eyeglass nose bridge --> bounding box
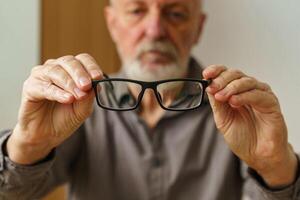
[136,82,164,107]
[137,82,187,111]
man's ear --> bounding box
[193,13,206,44]
[104,6,118,43]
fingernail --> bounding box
[90,70,102,79]
[79,77,90,87]
[74,88,86,98]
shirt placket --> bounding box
[148,128,166,200]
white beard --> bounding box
[123,59,188,82]
[119,40,189,87]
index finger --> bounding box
[202,65,227,79]
[75,53,103,80]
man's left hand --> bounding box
[203,65,298,188]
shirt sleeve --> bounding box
[0,127,85,200]
[0,130,58,199]
[241,154,300,200]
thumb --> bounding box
[207,92,231,131]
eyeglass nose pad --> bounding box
[103,74,114,90]
[156,91,163,103]
[108,81,114,90]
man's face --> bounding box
[106,0,205,81]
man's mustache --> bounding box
[136,41,179,61]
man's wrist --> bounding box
[256,145,298,188]
[6,129,52,165]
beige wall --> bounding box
[194,0,300,151]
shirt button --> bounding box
[152,157,162,168]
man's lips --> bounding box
[139,50,174,62]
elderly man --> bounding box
[0,0,299,199]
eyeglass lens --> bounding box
[96,80,142,110]
[157,81,203,110]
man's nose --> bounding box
[145,12,167,40]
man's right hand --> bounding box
[6,53,103,165]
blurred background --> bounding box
[0,0,299,199]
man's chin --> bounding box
[124,60,188,82]
[139,51,174,65]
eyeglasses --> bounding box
[92,75,211,111]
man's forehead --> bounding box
[112,0,200,6]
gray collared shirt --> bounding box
[1,58,300,200]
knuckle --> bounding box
[44,59,55,65]
[208,64,218,69]
[233,69,242,74]
[248,76,258,82]
[211,64,226,70]
[243,76,253,81]
[229,82,239,91]
[58,55,75,63]
[62,59,83,74]
[44,64,60,76]
[22,78,38,98]
[23,78,32,90]
[43,65,53,75]
[51,64,61,71]
[229,69,243,77]
[67,58,80,68]
[75,53,91,59]
[262,82,272,91]
[217,73,226,84]
[85,61,99,69]
[219,65,227,70]
[31,65,42,74]
[54,69,72,87]
[243,77,255,85]
[248,78,258,88]
[86,64,99,70]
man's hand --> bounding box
[7,53,103,165]
[203,65,298,188]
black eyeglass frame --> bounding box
[92,75,211,111]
